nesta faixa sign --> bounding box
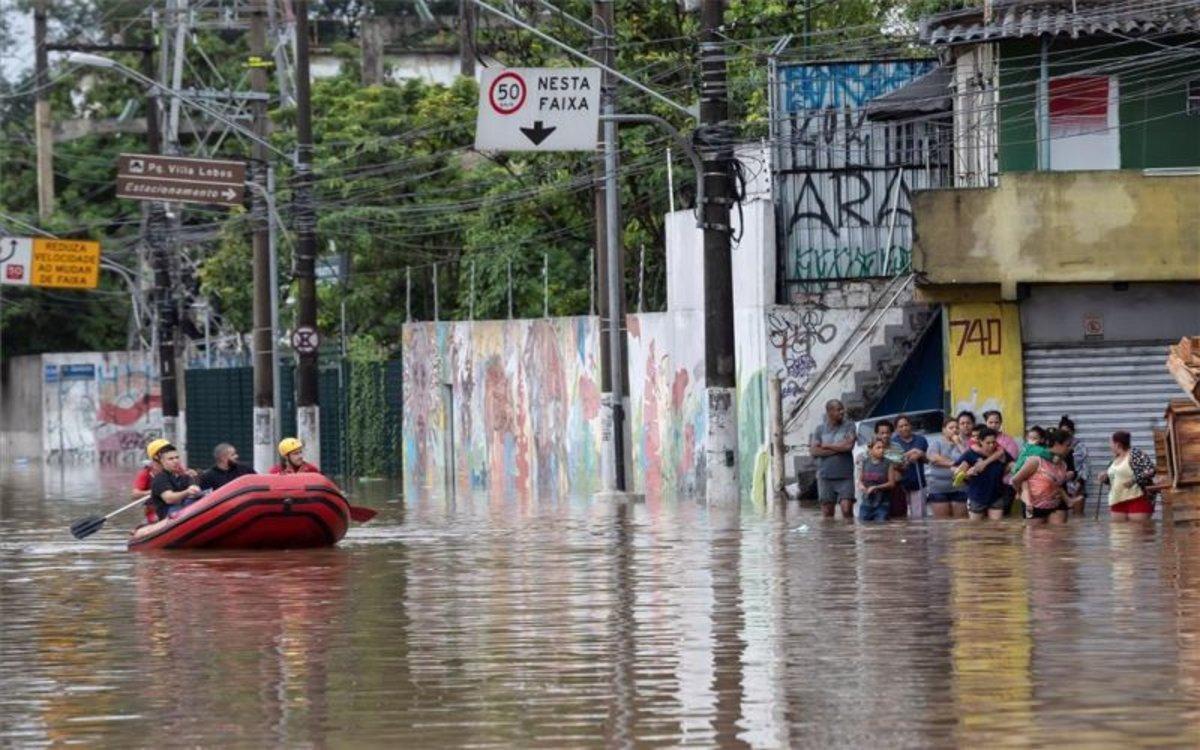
[475,67,600,152]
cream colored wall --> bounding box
[913,171,1200,299]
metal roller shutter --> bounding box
[1023,343,1179,469]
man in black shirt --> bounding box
[199,443,255,491]
[149,443,203,521]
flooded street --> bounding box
[3,467,1200,748]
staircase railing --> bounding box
[784,272,917,432]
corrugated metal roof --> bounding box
[864,66,953,120]
[921,1,1200,45]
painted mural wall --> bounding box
[626,312,707,504]
[945,302,1025,434]
[775,59,950,293]
[402,317,603,503]
[41,351,162,464]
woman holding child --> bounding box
[1011,429,1073,525]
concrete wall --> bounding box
[41,351,162,465]
[913,171,1200,299]
[654,200,775,504]
[767,283,910,448]
[1020,283,1200,345]
[627,312,706,503]
[1,355,44,460]
[402,318,603,503]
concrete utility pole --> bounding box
[142,46,180,450]
[699,0,739,504]
[249,1,275,472]
[460,0,477,79]
[293,0,321,465]
[33,0,55,222]
[592,0,629,492]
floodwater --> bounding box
[3,467,1200,748]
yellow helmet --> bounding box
[278,437,303,458]
[146,438,173,461]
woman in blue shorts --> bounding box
[925,417,969,519]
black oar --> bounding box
[70,495,151,540]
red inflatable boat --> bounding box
[129,474,352,551]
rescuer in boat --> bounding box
[198,443,256,491]
[147,441,204,520]
[270,437,321,475]
[133,439,201,522]
[131,439,197,500]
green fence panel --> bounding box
[319,362,344,476]
[183,358,399,478]
[184,367,253,468]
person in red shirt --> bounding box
[131,460,159,500]
[270,437,321,475]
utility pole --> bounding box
[249,1,275,472]
[33,0,54,222]
[459,0,477,79]
[293,1,321,465]
[591,0,629,493]
[700,0,739,504]
[143,42,179,450]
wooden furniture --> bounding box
[1162,400,1200,522]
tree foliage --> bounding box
[2,0,937,361]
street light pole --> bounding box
[64,52,294,162]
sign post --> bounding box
[474,67,600,152]
[116,153,247,207]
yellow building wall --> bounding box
[945,302,1024,434]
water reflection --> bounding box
[5,465,1200,746]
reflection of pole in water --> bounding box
[709,505,749,749]
[605,500,636,746]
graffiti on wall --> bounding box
[767,309,837,400]
[402,318,602,504]
[793,246,911,281]
[775,60,950,286]
[43,352,162,464]
[781,60,936,111]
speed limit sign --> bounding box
[488,71,527,114]
[474,67,600,152]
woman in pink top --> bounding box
[983,410,1021,514]
[1011,428,1072,525]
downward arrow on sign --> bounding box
[519,121,556,146]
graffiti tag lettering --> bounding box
[780,60,936,111]
[776,60,951,287]
[767,310,837,399]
